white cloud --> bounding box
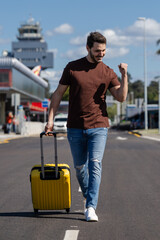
[96,18,160,48]
[101,29,132,46]
[70,29,132,48]
[126,18,160,43]
[61,46,87,60]
[41,69,62,80]
[46,23,73,37]
[46,18,160,65]
[54,23,73,34]
[70,34,88,45]
[105,47,130,59]
[41,70,62,91]
[61,45,129,60]
[127,18,160,36]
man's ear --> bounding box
[86,45,90,52]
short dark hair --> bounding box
[87,32,107,48]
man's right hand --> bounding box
[45,121,54,135]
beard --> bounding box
[89,50,98,63]
[89,50,103,63]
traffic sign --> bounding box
[42,100,49,108]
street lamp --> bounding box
[158,78,160,134]
[138,17,148,130]
[154,77,160,134]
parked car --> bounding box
[53,113,68,132]
[130,119,144,129]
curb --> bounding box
[128,131,142,137]
[128,131,160,142]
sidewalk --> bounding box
[0,121,45,143]
[0,131,25,143]
[129,129,160,142]
[0,130,67,143]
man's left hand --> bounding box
[118,63,128,76]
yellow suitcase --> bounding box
[30,132,71,215]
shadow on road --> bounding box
[0,211,85,221]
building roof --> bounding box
[0,57,48,88]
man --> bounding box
[45,32,128,222]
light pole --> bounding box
[154,77,160,134]
[138,17,148,130]
[159,78,160,134]
[158,78,160,134]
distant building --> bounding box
[126,103,158,129]
[0,18,53,127]
[12,17,53,70]
[0,57,48,125]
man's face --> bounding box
[87,42,106,63]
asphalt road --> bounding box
[0,130,160,240]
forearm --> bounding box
[46,84,68,127]
[118,73,128,102]
[48,91,62,124]
[109,73,128,102]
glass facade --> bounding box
[12,68,45,100]
[0,72,9,83]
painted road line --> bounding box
[78,186,82,192]
[0,139,9,144]
[63,230,79,240]
[116,136,128,140]
[57,137,65,140]
[142,136,160,142]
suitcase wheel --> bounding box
[66,208,70,213]
[34,209,38,216]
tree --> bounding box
[148,80,158,103]
[130,80,144,98]
[62,87,69,101]
[107,104,117,121]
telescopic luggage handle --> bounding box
[40,131,58,179]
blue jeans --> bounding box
[67,128,108,210]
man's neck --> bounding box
[86,55,93,63]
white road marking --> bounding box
[74,210,83,213]
[142,136,160,142]
[116,136,128,140]
[63,230,79,240]
[78,186,82,192]
[57,137,65,140]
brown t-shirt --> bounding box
[59,57,120,129]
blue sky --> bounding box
[0,0,160,91]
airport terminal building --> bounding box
[0,18,53,127]
[0,57,48,125]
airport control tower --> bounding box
[12,17,53,70]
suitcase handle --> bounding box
[40,131,58,179]
[40,131,57,138]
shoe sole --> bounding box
[86,217,98,222]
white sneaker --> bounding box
[85,207,98,222]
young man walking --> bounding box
[45,32,128,222]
